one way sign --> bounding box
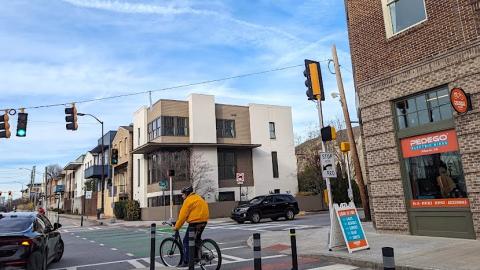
[320,152,337,178]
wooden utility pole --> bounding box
[331,45,371,221]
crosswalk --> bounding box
[207,221,318,232]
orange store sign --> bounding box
[411,198,470,208]
[401,129,459,158]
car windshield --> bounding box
[249,196,265,205]
[0,217,32,233]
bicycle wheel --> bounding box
[159,237,183,267]
[199,239,222,270]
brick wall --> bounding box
[346,0,480,236]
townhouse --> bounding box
[132,93,298,210]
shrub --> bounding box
[125,200,141,221]
[114,201,127,219]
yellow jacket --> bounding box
[175,193,209,230]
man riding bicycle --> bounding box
[174,186,209,267]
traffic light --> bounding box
[340,142,350,153]
[65,104,78,130]
[321,126,336,142]
[111,148,118,165]
[304,59,325,101]
[0,112,11,138]
[16,112,28,137]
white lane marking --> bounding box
[127,259,145,268]
[219,246,247,251]
[222,254,287,265]
[100,243,105,246]
[81,238,87,240]
[142,258,162,267]
[75,236,79,238]
[221,254,248,262]
[126,253,134,257]
[89,240,95,243]
[88,227,94,230]
[111,248,118,251]
[307,264,358,270]
[50,254,287,270]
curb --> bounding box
[246,236,433,270]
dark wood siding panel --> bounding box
[215,104,251,144]
[219,149,254,188]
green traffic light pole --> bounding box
[77,113,105,219]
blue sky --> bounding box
[0,0,357,197]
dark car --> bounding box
[231,194,300,224]
[0,212,64,270]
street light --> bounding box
[77,113,105,219]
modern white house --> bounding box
[132,93,298,209]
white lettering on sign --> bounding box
[320,152,337,178]
[410,134,448,146]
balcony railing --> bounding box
[84,165,111,179]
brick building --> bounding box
[346,0,480,239]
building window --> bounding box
[124,137,128,155]
[395,86,452,130]
[269,122,276,139]
[137,128,141,145]
[218,150,236,180]
[137,159,140,187]
[216,119,236,138]
[383,0,427,36]
[271,151,279,178]
[218,191,235,201]
[148,150,189,184]
[147,195,184,207]
[147,116,188,141]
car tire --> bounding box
[285,209,295,221]
[53,239,64,263]
[250,212,261,224]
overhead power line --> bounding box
[0,63,324,112]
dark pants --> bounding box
[183,222,207,264]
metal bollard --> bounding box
[150,223,156,270]
[80,215,84,227]
[253,233,262,270]
[189,226,196,270]
[382,247,395,270]
[290,229,298,270]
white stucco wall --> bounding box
[249,104,298,197]
[133,106,148,208]
[188,94,216,143]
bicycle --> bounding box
[159,221,222,270]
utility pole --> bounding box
[29,166,35,203]
[331,45,371,221]
[44,166,48,210]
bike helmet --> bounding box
[181,186,194,196]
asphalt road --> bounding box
[48,212,369,270]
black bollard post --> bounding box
[382,247,395,270]
[150,223,156,270]
[290,229,298,270]
[80,215,84,227]
[253,233,262,270]
[189,226,196,270]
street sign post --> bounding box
[85,191,92,199]
[236,173,245,201]
[159,180,168,191]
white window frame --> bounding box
[381,0,428,38]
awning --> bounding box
[132,142,262,154]
[90,144,109,154]
[64,162,83,170]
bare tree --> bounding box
[189,152,216,198]
[153,150,216,198]
[46,164,62,179]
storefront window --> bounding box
[405,152,467,199]
[396,86,452,130]
[401,129,468,204]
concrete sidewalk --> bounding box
[248,223,480,270]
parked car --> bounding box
[0,212,64,270]
[231,194,300,224]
